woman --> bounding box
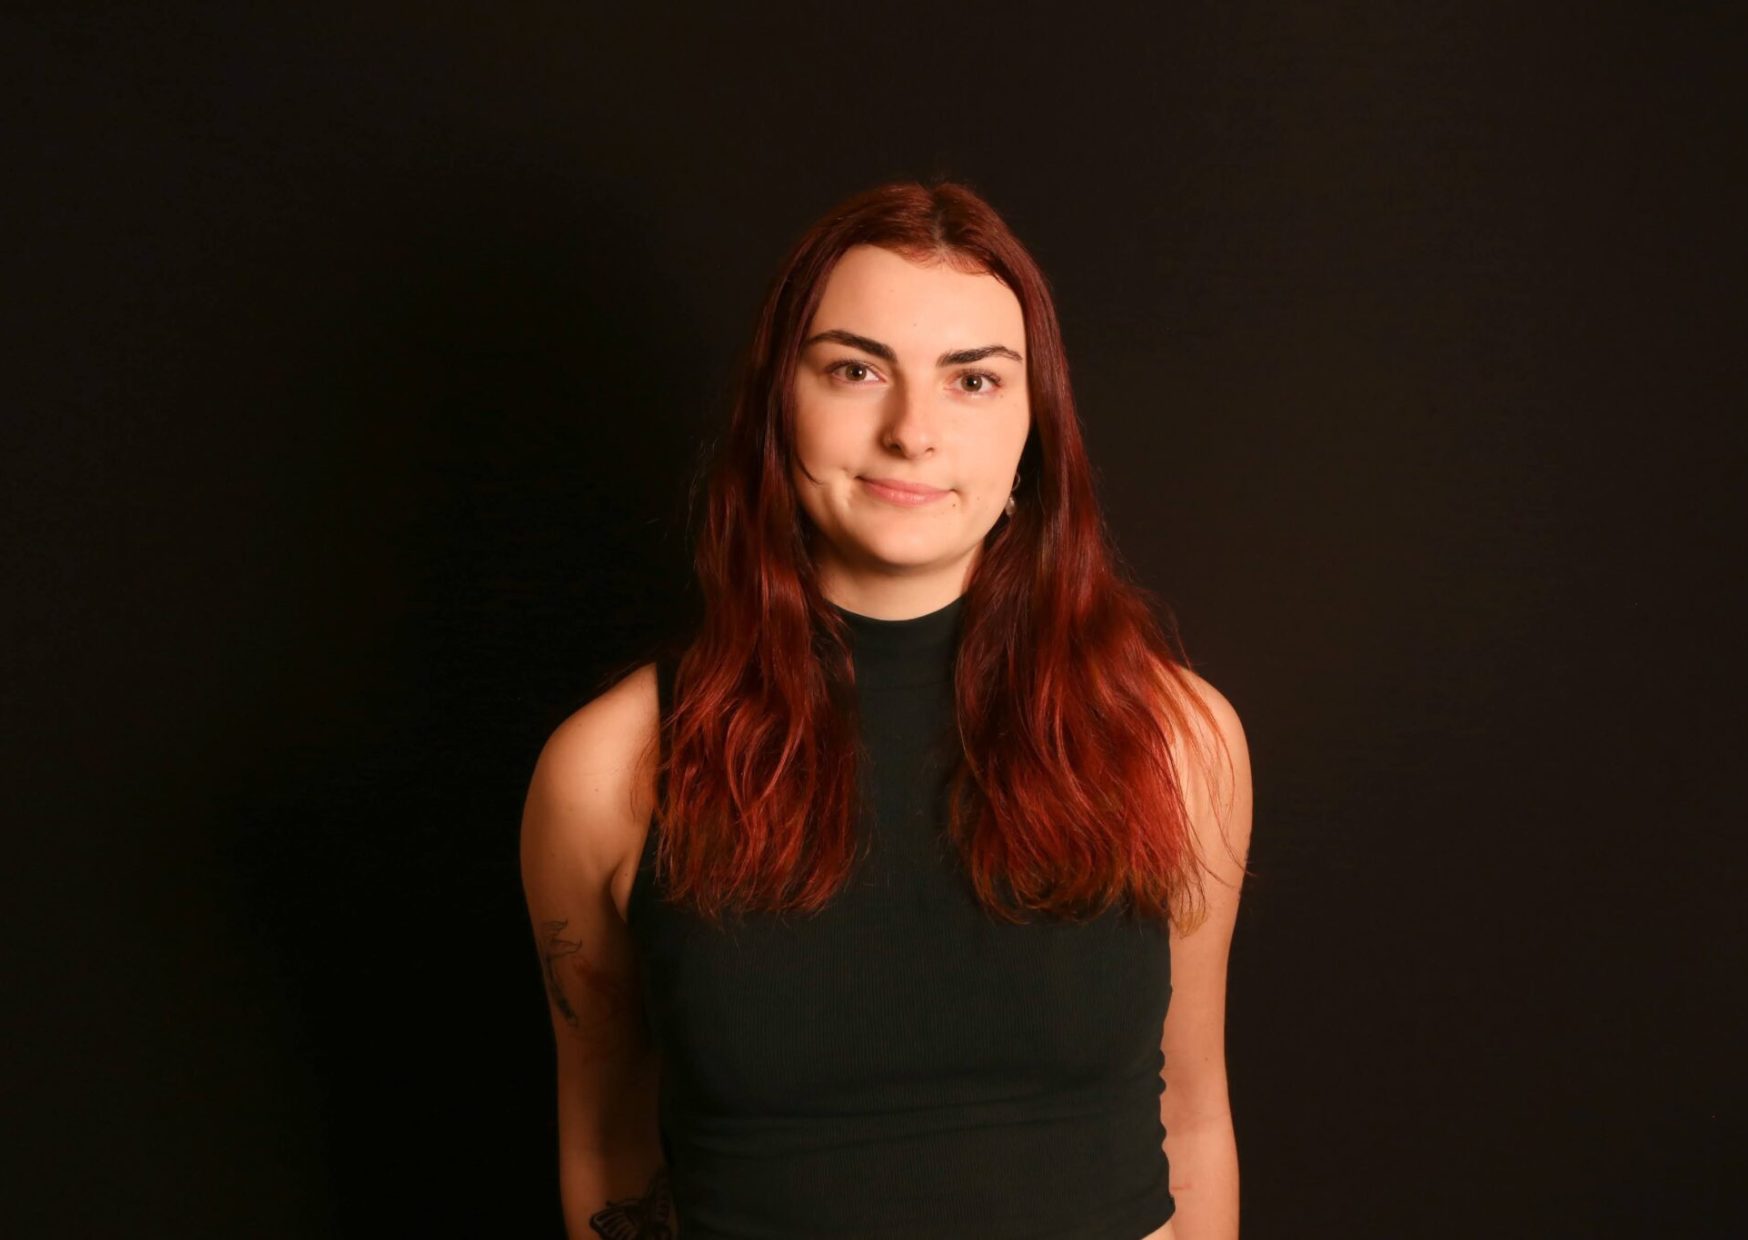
[521,179,1253,1239]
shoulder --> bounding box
[1147,656,1254,877]
[1148,657,1249,788]
[520,661,663,898]
[1177,664,1248,788]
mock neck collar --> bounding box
[827,593,965,688]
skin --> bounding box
[1155,667,1250,1240]
[789,243,1032,619]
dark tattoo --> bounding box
[537,918,640,1054]
[539,918,584,1024]
[588,1165,675,1238]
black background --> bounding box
[6,4,1743,1237]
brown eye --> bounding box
[827,361,876,384]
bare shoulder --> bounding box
[1147,655,1248,795]
[519,660,663,927]
[1174,663,1249,806]
[1146,655,1254,912]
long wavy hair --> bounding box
[640,177,1240,931]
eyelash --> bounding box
[825,360,1005,396]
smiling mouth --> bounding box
[861,477,950,506]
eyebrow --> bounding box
[801,329,1024,368]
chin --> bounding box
[861,533,965,567]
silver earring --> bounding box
[1004,469,1020,517]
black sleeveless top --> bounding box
[627,594,1176,1239]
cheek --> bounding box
[790,402,832,461]
[793,418,858,478]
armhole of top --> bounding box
[627,649,678,934]
[653,650,676,809]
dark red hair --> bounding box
[641,177,1240,930]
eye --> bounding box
[826,360,879,384]
[955,369,1004,396]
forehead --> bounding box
[809,244,1024,348]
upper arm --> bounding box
[1158,666,1253,1133]
[519,663,662,1153]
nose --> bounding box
[881,378,940,457]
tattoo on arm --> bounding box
[539,918,584,1024]
[589,1165,675,1239]
[537,917,639,1050]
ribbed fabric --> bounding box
[628,594,1176,1239]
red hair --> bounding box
[640,177,1240,930]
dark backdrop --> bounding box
[6,4,1743,1237]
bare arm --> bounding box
[521,664,678,1238]
[1159,668,1253,1240]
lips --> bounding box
[860,476,951,507]
[861,477,947,497]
